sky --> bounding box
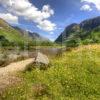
[0,0,100,41]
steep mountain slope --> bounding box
[0,18,50,46]
[0,18,31,45]
[80,16,100,31]
[55,23,80,43]
[55,16,100,45]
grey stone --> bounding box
[35,52,49,65]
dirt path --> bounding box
[0,58,35,91]
[0,58,35,76]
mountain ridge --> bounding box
[13,26,49,41]
[55,16,100,45]
[0,18,50,46]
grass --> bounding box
[0,29,29,44]
[0,19,30,44]
[0,44,100,100]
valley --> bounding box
[0,44,100,100]
[0,16,100,100]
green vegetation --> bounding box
[0,17,100,100]
[0,26,30,49]
[29,40,56,46]
[0,28,55,49]
[56,17,100,47]
[65,28,100,47]
[0,29,25,43]
[1,44,100,100]
[0,18,55,49]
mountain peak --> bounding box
[55,16,100,44]
[80,16,100,31]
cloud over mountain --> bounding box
[81,4,92,11]
[0,0,56,31]
[81,0,100,11]
[0,13,18,24]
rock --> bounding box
[35,52,49,65]
[8,54,20,60]
[0,27,3,29]
[24,52,50,71]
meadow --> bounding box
[0,44,100,100]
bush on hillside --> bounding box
[0,35,10,46]
[82,39,94,45]
[65,38,81,47]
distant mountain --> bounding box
[55,16,100,46]
[13,26,49,41]
[0,18,50,46]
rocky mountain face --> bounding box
[80,16,100,31]
[55,16,100,44]
[13,26,48,41]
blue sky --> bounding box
[0,0,100,41]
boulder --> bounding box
[35,52,49,65]
[25,52,50,71]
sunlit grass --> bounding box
[0,44,100,100]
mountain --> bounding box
[55,16,100,46]
[80,16,100,31]
[0,18,49,46]
[13,26,49,41]
[0,18,32,45]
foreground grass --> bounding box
[0,44,100,100]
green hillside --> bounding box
[0,18,54,47]
[65,26,100,47]
[55,16,100,47]
[0,18,32,46]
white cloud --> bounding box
[49,32,54,34]
[81,4,92,11]
[42,5,54,19]
[0,13,18,24]
[81,0,100,11]
[37,20,56,31]
[0,0,56,31]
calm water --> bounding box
[34,47,66,57]
[0,47,66,59]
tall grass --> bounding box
[0,44,100,100]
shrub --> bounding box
[25,62,50,71]
[82,39,94,45]
[65,38,81,47]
